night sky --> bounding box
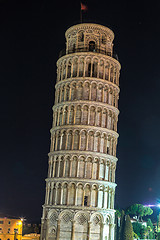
[1,0,160,222]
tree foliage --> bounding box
[133,231,139,239]
[147,218,155,239]
[122,215,133,240]
[157,232,160,240]
[132,222,146,239]
[147,218,153,230]
[126,204,153,220]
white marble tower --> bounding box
[40,23,121,240]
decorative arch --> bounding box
[83,81,90,100]
[78,57,85,77]
[84,184,91,206]
[77,155,85,178]
[75,105,81,124]
[58,210,73,240]
[90,213,103,239]
[74,211,89,240]
[68,182,76,205]
[61,182,68,205]
[47,210,58,240]
[76,183,83,206]
[91,184,98,207]
[80,130,87,150]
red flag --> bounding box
[81,2,88,11]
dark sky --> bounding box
[1,0,160,222]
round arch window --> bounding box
[89,41,96,52]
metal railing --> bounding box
[59,48,119,61]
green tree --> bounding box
[133,231,139,239]
[147,218,154,229]
[122,215,133,240]
[147,218,155,239]
[157,231,160,240]
[126,204,139,216]
[144,206,153,217]
[132,222,147,239]
[157,213,160,232]
[126,204,153,221]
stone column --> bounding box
[49,183,54,205]
[87,221,91,240]
[56,221,60,240]
[104,187,108,208]
[45,184,50,205]
[52,157,56,177]
[71,220,75,240]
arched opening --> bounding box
[78,31,84,42]
[90,214,102,239]
[76,184,83,206]
[62,183,68,205]
[68,183,76,205]
[88,63,91,77]
[64,156,70,177]
[84,184,91,206]
[73,43,75,52]
[89,41,96,52]
[48,211,58,240]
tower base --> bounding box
[40,206,115,240]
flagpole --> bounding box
[80,10,82,23]
[80,2,82,23]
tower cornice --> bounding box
[48,150,118,162]
[53,100,120,116]
[57,51,121,70]
[50,125,119,138]
[46,177,117,188]
[55,77,120,92]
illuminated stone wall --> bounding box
[40,23,121,240]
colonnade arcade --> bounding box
[45,181,115,209]
[47,154,116,182]
[52,103,118,131]
[57,55,120,86]
[46,209,114,240]
[55,80,119,108]
[50,128,118,157]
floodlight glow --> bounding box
[144,204,160,208]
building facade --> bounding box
[0,218,22,240]
[40,23,121,240]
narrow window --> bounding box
[84,196,88,206]
[88,63,91,77]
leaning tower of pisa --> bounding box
[40,23,121,240]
